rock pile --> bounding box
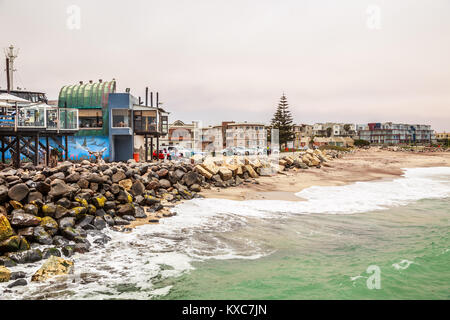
[191,148,342,187]
[0,148,344,287]
[0,159,204,283]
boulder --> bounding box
[41,203,57,217]
[159,179,171,189]
[48,180,75,198]
[7,278,27,288]
[183,171,202,186]
[8,183,30,201]
[157,168,169,178]
[117,203,135,216]
[92,196,107,208]
[0,266,11,282]
[112,171,126,183]
[7,249,42,264]
[130,181,145,196]
[218,167,233,181]
[0,256,17,268]
[194,165,213,179]
[31,256,74,282]
[0,235,29,253]
[43,247,61,259]
[40,216,59,236]
[93,217,107,230]
[11,212,41,227]
[190,184,201,192]
[244,165,259,178]
[33,227,53,245]
[0,215,15,242]
[119,179,133,191]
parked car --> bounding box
[220,147,235,156]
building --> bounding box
[357,123,435,145]
[313,123,356,137]
[58,80,169,162]
[225,122,266,149]
[436,132,450,141]
[159,120,200,150]
[293,124,313,149]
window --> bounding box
[112,109,131,128]
[79,109,103,128]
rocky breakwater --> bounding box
[191,148,343,188]
[0,159,204,288]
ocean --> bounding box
[1,167,449,300]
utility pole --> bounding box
[4,45,19,90]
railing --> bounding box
[0,105,78,131]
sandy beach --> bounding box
[199,148,450,201]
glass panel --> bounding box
[46,108,58,130]
[17,106,46,127]
[60,108,78,130]
[79,109,103,128]
[112,109,131,128]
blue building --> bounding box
[58,80,169,162]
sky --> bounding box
[0,0,449,131]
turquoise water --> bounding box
[1,167,449,300]
[159,197,450,299]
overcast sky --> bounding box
[1,0,449,131]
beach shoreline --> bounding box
[199,148,450,201]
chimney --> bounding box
[150,92,153,107]
[156,92,159,107]
[145,87,148,106]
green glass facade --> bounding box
[58,80,116,136]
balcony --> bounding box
[0,105,78,131]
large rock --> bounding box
[183,171,201,186]
[33,227,53,245]
[11,212,41,227]
[8,183,29,201]
[0,185,9,203]
[119,179,133,191]
[194,165,213,179]
[31,256,74,282]
[130,181,145,196]
[48,180,75,198]
[0,235,29,253]
[117,203,135,216]
[112,171,126,183]
[218,167,233,181]
[244,165,258,178]
[159,179,171,189]
[0,266,11,282]
[0,215,15,242]
[40,216,59,236]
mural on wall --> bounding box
[68,136,110,162]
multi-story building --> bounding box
[436,132,450,141]
[225,122,267,149]
[313,123,356,137]
[293,124,313,148]
[357,123,435,145]
[160,120,200,150]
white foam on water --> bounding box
[1,167,449,299]
[392,259,415,270]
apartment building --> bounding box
[293,124,313,148]
[225,122,267,149]
[312,123,356,137]
[160,120,200,150]
[436,132,450,141]
[357,122,435,144]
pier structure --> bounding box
[0,103,78,167]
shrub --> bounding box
[354,139,370,147]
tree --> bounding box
[270,94,294,147]
[326,127,333,137]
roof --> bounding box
[58,80,116,108]
[0,93,31,103]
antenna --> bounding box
[4,45,19,90]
